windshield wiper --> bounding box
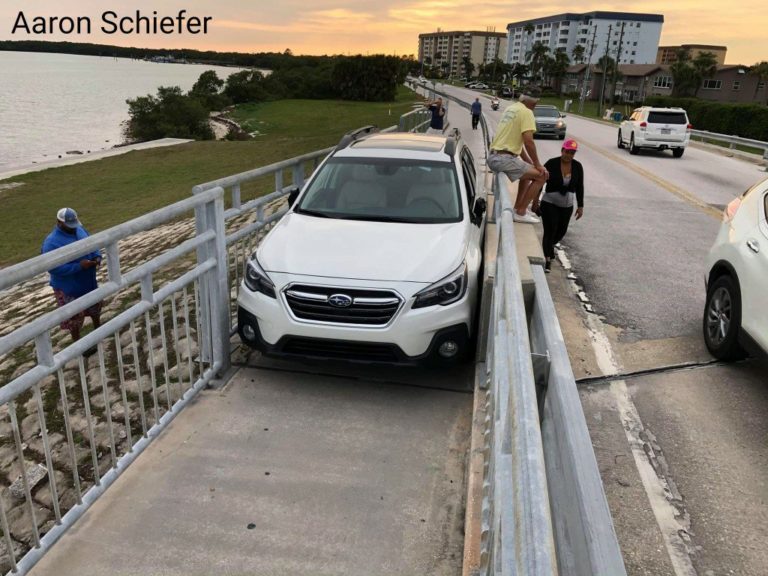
[336,215,414,223]
[295,208,331,218]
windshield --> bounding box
[534,108,560,118]
[295,158,462,223]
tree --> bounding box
[692,51,718,96]
[462,56,475,81]
[125,86,213,142]
[750,61,768,105]
[572,44,586,64]
[189,70,229,111]
[670,49,698,97]
[526,41,550,84]
[549,49,571,91]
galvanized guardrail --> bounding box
[0,187,228,575]
[690,129,768,163]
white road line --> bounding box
[557,249,698,576]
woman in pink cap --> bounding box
[532,139,584,272]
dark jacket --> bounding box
[543,157,584,207]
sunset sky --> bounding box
[1,0,766,64]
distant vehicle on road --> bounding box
[703,176,768,359]
[618,106,692,157]
[466,82,489,90]
[490,98,500,111]
[237,127,488,365]
[500,87,514,98]
[533,105,567,139]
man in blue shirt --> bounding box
[41,208,102,343]
[471,98,481,130]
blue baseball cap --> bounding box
[56,207,81,228]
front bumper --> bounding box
[535,124,566,138]
[238,306,471,365]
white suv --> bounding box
[237,128,487,365]
[703,176,768,359]
[618,106,691,157]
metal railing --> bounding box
[690,129,768,162]
[481,173,558,575]
[0,188,228,575]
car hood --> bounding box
[258,213,468,283]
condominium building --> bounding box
[506,11,663,67]
[418,30,507,77]
[657,44,727,65]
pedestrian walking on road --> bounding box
[531,139,585,272]
[41,208,103,344]
[425,97,446,134]
[486,94,548,224]
[470,98,481,130]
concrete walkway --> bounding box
[0,139,193,181]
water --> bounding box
[0,51,246,172]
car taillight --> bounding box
[639,121,647,130]
[723,197,741,223]
[687,123,693,132]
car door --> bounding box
[621,110,639,142]
[739,183,768,352]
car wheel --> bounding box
[672,148,685,158]
[703,275,745,360]
[629,134,639,155]
[617,130,624,149]
[559,134,566,140]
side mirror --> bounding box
[472,197,487,225]
[287,186,300,207]
[560,113,567,118]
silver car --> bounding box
[533,105,567,139]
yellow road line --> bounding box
[579,138,722,220]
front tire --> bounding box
[672,148,685,158]
[629,134,639,155]
[617,130,624,148]
[703,275,745,360]
[559,133,566,140]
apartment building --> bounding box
[657,44,727,65]
[418,30,507,77]
[506,11,663,67]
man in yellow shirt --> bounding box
[488,94,548,223]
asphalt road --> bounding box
[441,84,768,576]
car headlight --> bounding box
[556,120,565,128]
[244,255,276,298]
[413,263,468,309]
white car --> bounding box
[618,106,691,157]
[470,83,489,90]
[237,128,487,365]
[703,176,768,359]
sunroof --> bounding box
[353,136,445,152]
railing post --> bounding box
[206,191,231,374]
[194,203,213,364]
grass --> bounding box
[0,86,421,266]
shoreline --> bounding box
[0,138,194,181]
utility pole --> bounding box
[609,22,626,108]
[577,27,598,114]
[597,25,612,118]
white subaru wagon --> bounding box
[237,128,487,364]
[703,176,768,359]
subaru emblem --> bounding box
[328,294,353,308]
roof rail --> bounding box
[336,125,380,150]
[444,128,461,157]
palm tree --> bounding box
[692,51,718,96]
[550,49,571,92]
[670,48,697,97]
[462,56,474,81]
[750,61,768,105]
[526,41,549,85]
[572,44,586,65]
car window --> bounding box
[647,111,687,124]
[534,108,560,118]
[296,158,462,224]
[461,148,476,206]
[764,192,768,223]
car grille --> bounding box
[284,284,402,326]
[281,337,401,362]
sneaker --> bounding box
[545,259,552,273]
[513,212,540,224]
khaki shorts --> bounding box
[487,152,532,182]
